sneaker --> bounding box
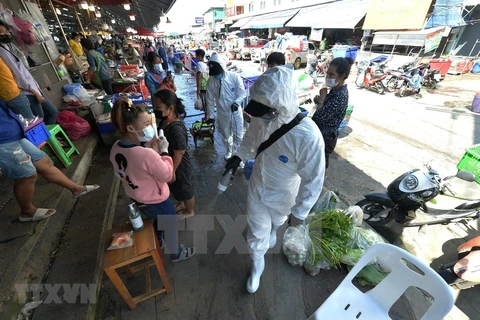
[239,162,245,169]
[176,211,195,220]
[224,152,232,161]
[170,244,195,262]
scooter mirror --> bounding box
[456,170,476,182]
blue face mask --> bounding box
[215,73,223,80]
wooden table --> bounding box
[103,220,171,310]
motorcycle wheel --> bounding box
[356,199,396,226]
[375,81,385,94]
[386,77,398,93]
[431,79,438,90]
[399,85,407,97]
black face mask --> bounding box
[0,34,12,44]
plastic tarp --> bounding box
[364,0,433,30]
[241,9,299,29]
[286,0,369,29]
[425,0,466,28]
[230,17,252,29]
[372,27,446,51]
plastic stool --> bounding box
[44,124,80,167]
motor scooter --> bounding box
[398,68,423,97]
[419,64,441,89]
[355,63,386,94]
[438,236,480,290]
[356,162,480,228]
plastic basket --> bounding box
[457,145,480,183]
[25,122,51,147]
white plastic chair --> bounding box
[308,243,454,320]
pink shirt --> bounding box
[110,141,173,204]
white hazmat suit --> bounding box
[206,54,246,157]
[236,67,325,293]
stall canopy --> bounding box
[372,27,446,52]
[425,0,466,28]
[241,9,299,29]
[364,0,433,30]
[230,17,252,29]
[286,0,369,29]
[61,0,174,29]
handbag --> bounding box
[66,48,83,72]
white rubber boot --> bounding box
[246,257,265,294]
[269,224,282,249]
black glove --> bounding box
[224,155,242,175]
[288,214,304,227]
[230,102,239,112]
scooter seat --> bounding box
[371,73,384,79]
[447,177,480,201]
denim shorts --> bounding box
[0,138,47,179]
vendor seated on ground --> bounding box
[109,98,194,262]
[0,99,99,222]
[145,52,166,98]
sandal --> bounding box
[170,244,195,262]
[19,208,56,222]
[176,211,195,220]
[175,204,185,213]
[72,185,100,198]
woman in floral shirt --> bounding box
[312,57,353,170]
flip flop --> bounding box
[175,205,185,213]
[72,185,100,198]
[19,208,56,222]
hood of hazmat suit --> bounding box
[238,66,326,220]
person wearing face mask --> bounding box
[69,32,84,57]
[206,53,246,160]
[154,90,194,220]
[109,98,195,262]
[0,21,58,124]
[224,67,325,293]
[145,52,166,98]
[312,57,353,171]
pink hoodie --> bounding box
[110,141,173,204]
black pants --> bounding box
[101,79,114,95]
[324,136,338,169]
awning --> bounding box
[372,27,446,52]
[425,0,466,28]
[364,0,433,30]
[230,17,252,29]
[286,0,369,29]
[241,9,299,29]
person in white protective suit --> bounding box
[225,67,326,293]
[206,53,246,160]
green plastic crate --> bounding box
[457,144,480,183]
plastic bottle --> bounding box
[218,170,234,193]
[128,203,144,231]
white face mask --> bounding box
[132,125,155,142]
[325,78,338,88]
[154,64,163,72]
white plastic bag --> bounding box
[344,205,363,227]
[311,189,340,213]
[194,97,204,110]
[282,225,311,266]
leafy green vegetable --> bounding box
[307,210,353,269]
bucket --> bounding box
[472,92,480,113]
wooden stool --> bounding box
[103,220,171,310]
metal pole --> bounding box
[391,34,399,56]
[47,0,69,47]
[74,6,85,34]
[460,39,478,76]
